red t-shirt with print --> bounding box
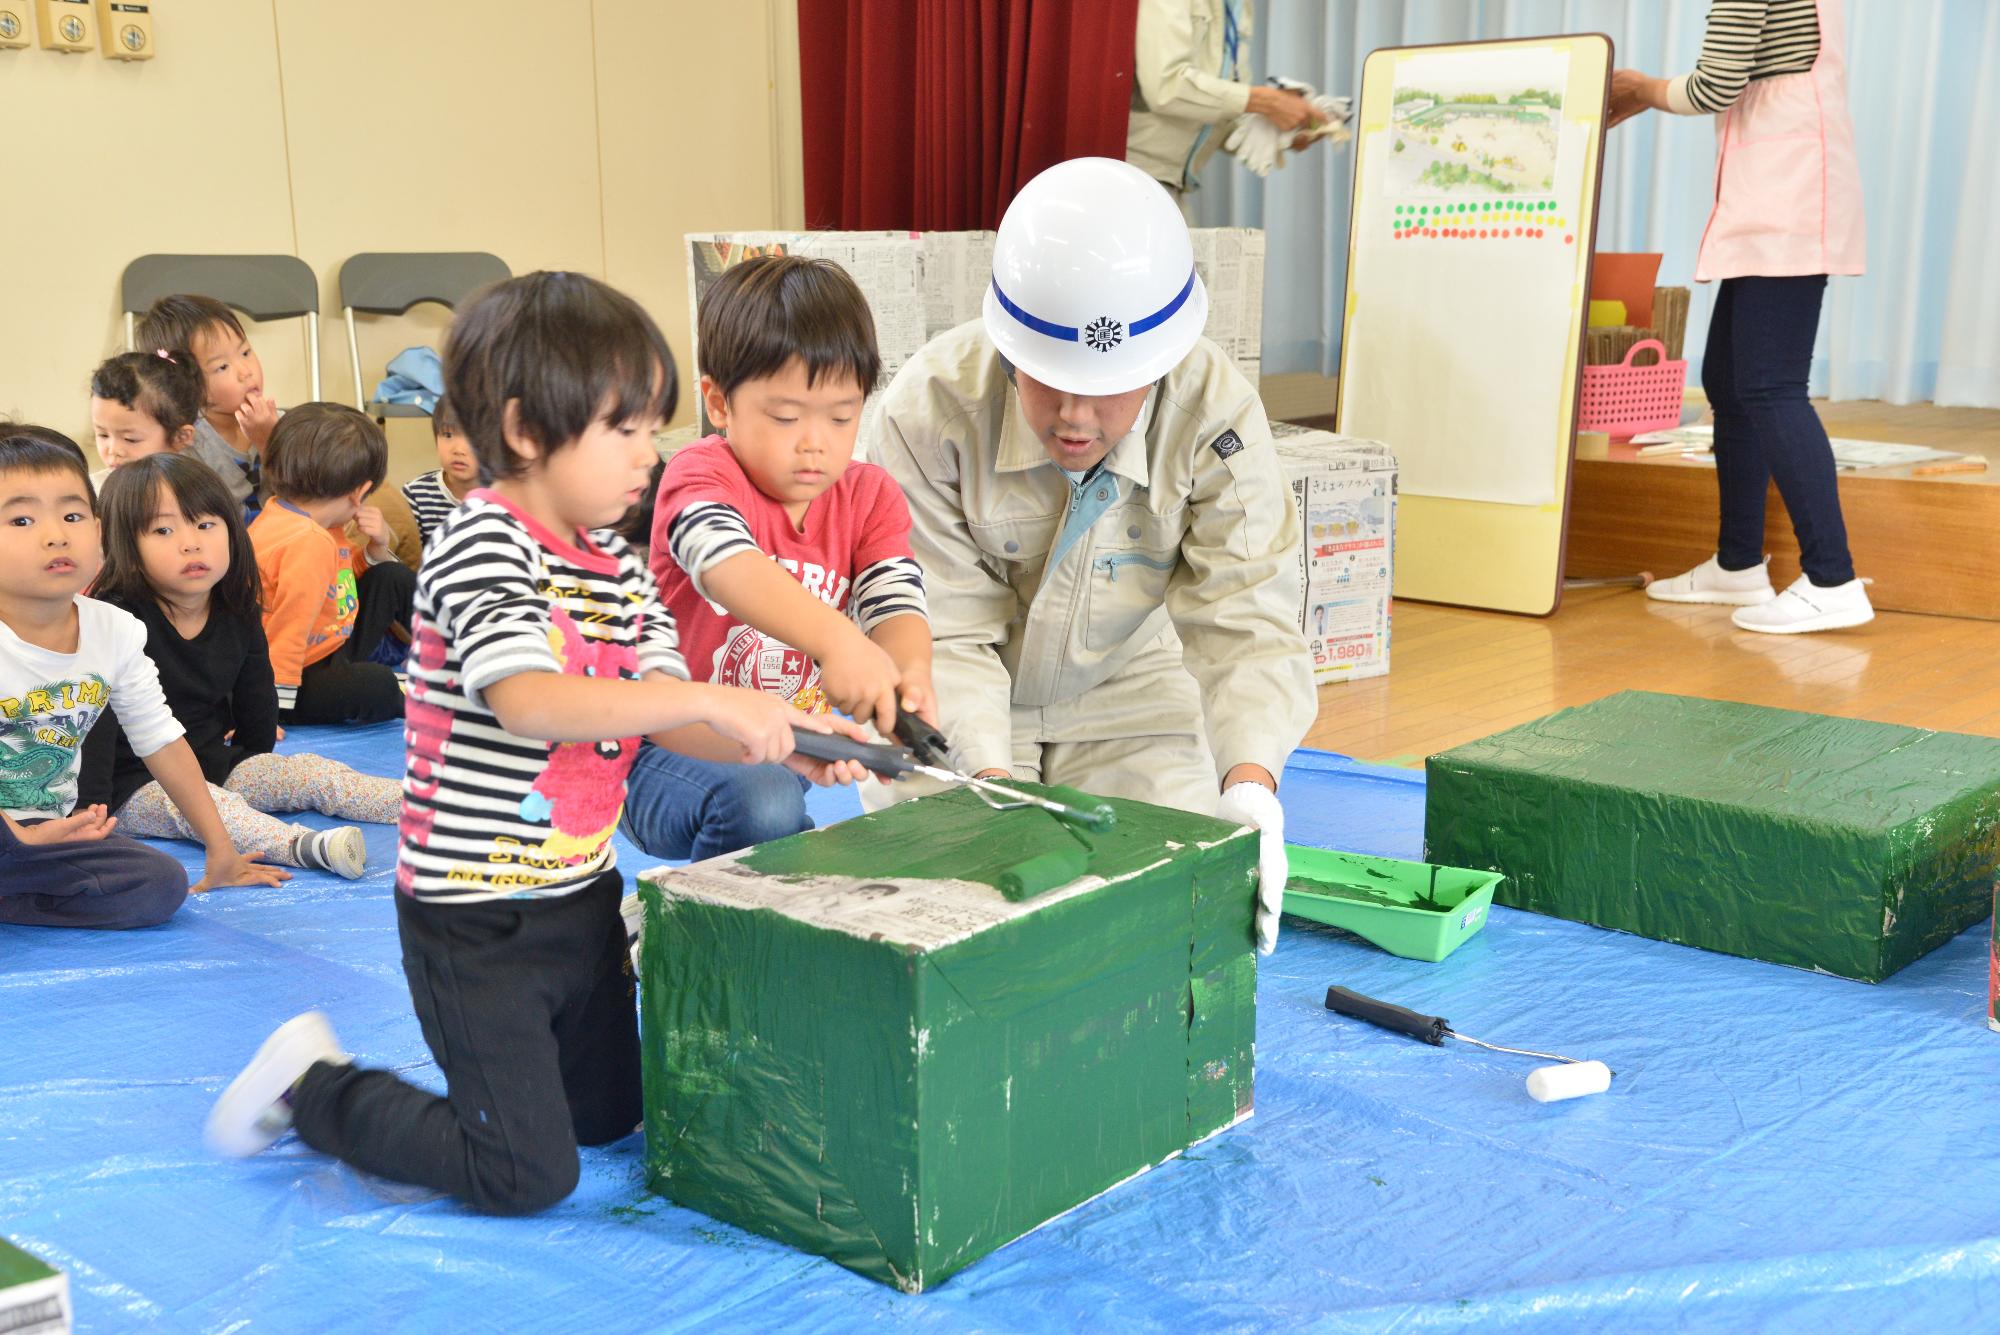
[647,436,915,713]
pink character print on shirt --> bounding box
[397,620,453,893]
[516,606,641,859]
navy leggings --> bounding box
[1704,275,1855,586]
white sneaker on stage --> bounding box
[1646,555,1776,606]
[1731,575,1875,634]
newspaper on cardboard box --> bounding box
[1272,422,1396,683]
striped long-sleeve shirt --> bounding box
[396,491,688,902]
[1669,0,1821,115]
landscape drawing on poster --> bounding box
[1387,48,1571,199]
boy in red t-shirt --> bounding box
[623,256,935,859]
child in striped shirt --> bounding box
[399,394,477,550]
[205,271,872,1215]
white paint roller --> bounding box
[1324,986,1613,1103]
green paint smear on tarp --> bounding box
[1424,690,2000,982]
[740,780,1240,894]
[641,783,1257,1293]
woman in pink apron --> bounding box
[1610,0,1872,634]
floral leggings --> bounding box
[115,752,402,866]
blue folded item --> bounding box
[369,346,446,413]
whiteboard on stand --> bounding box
[1337,34,1611,615]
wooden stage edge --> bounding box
[1565,431,2000,621]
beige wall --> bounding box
[0,0,804,479]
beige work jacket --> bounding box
[875,320,1314,787]
[1127,0,1254,191]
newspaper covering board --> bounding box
[1273,422,1396,683]
[684,229,1267,455]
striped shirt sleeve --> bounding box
[849,556,928,634]
[1670,0,1820,114]
[421,520,566,705]
[666,501,761,602]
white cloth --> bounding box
[1220,78,1351,178]
[0,596,183,820]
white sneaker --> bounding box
[298,827,368,880]
[205,1011,349,1157]
[1646,555,1776,606]
[1731,575,1874,634]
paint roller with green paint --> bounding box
[788,726,1116,833]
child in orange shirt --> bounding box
[247,405,414,723]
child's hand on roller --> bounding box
[234,388,280,449]
[702,684,803,764]
[783,713,875,788]
[820,633,903,735]
[193,848,291,894]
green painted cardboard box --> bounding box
[637,784,1259,1292]
[0,1239,69,1334]
[1425,691,2000,982]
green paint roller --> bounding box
[789,727,1117,833]
[998,845,1090,901]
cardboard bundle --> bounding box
[1653,286,1691,361]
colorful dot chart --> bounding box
[1389,199,1572,245]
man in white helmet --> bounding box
[871,156,1314,954]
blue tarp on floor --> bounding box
[3,726,1997,1330]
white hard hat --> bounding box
[982,156,1209,396]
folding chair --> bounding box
[120,254,322,398]
[338,252,510,417]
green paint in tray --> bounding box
[1282,847,1500,962]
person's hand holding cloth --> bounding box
[1224,77,1353,178]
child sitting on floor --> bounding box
[204,270,872,1214]
[80,456,402,879]
[400,393,477,551]
[137,294,279,520]
[0,428,285,930]
[248,404,415,725]
[87,350,204,487]
[619,254,935,863]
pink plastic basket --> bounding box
[1579,338,1686,439]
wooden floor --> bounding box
[1300,398,2000,764]
[1309,585,2000,767]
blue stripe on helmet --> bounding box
[991,265,1197,343]
[991,279,1077,342]
[1128,267,1197,338]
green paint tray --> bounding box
[1282,847,1502,962]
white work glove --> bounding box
[1216,781,1288,955]
[1224,79,1354,177]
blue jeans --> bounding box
[617,743,813,863]
[1705,274,1856,587]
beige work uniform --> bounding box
[1127,0,1255,211]
[870,320,1314,817]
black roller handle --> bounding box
[789,728,922,778]
[1324,986,1453,1047]
[894,708,952,769]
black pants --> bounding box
[290,870,640,1216]
[1705,274,1856,587]
[290,561,416,725]
[0,818,186,928]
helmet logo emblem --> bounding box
[1083,317,1125,352]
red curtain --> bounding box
[798,0,1141,231]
